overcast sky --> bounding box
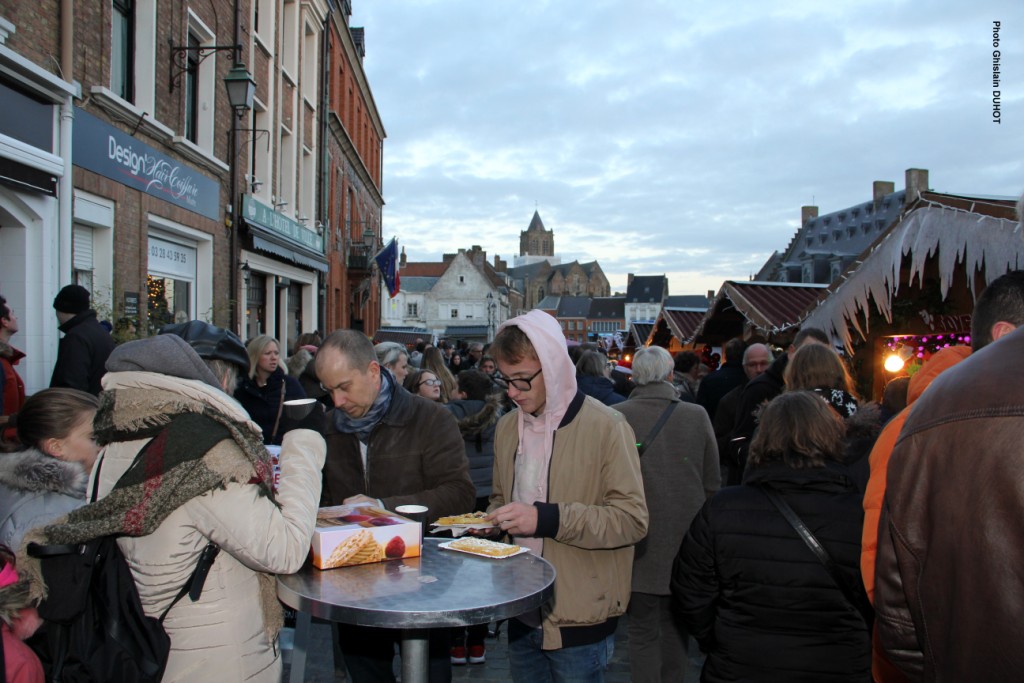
[351,0,1023,296]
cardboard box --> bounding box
[311,503,422,570]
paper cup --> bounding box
[283,398,317,420]
[396,504,429,539]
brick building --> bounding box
[321,2,384,338]
[2,0,247,391]
[0,0,385,394]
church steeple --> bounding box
[520,210,554,257]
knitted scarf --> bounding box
[21,387,284,638]
[331,367,395,442]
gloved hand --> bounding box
[280,400,327,435]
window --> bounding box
[72,225,95,291]
[147,236,197,336]
[459,275,465,284]
[182,12,216,152]
[407,302,418,317]
[450,308,459,319]
[111,0,135,102]
[184,32,200,143]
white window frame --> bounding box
[147,215,213,321]
[72,190,115,315]
[185,10,216,153]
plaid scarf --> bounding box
[22,387,284,637]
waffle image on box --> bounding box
[312,503,422,569]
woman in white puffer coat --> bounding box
[33,322,325,683]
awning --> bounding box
[373,328,430,345]
[249,228,328,273]
[443,325,489,339]
[689,281,828,344]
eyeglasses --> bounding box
[491,368,543,391]
[418,378,442,387]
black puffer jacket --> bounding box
[672,461,870,683]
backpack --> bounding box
[26,450,219,682]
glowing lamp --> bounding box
[884,354,905,373]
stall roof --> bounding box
[801,193,1021,352]
[629,322,654,347]
[690,281,828,344]
[663,308,707,343]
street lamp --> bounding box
[226,62,256,334]
[224,64,256,114]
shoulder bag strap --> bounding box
[761,486,873,626]
[159,542,221,624]
[637,401,677,457]
[269,383,287,443]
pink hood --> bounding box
[496,310,577,551]
[497,309,577,423]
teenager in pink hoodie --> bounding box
[486,310,648,683]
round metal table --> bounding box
[278,537,556,683]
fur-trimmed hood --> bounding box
[0,338,25,364]
[0,449,88,498]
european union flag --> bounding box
[374,237,401,298]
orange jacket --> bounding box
[861,344,971,683]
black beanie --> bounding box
[53,285,91,314]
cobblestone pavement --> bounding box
[281,617,704,682]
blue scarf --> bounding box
[331,368,395,443]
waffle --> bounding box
[434,512,494,526]
[447,537,521,557]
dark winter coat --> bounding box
[875,326,1024,681]
[672,461,871,683]
[321,385,475,518]
[696,360,747,421]
[49,309,115,395]
[445,396,502,500]
[234,367,307,445]
[575,373,625,406]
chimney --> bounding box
[399,246,407,269]
[494,255,507,273]
[873,180,895,206]
[627,273,634,287]
[706,289,715,303]
[905,168,929,205]
[801,206,819,224]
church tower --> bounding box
[519,211,554,257]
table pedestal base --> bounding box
[401,628,429,683]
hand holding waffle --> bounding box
[487,502,538,537]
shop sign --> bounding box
[243,194,323,253]
[123,291,139,316]
[72,108,219,221]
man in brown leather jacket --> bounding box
[315,329,474,683]
[875,270,1024,681]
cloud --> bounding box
[353,0,1024,294]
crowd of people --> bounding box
[1,271,1024,682]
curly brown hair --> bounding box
[748,391,847,469]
